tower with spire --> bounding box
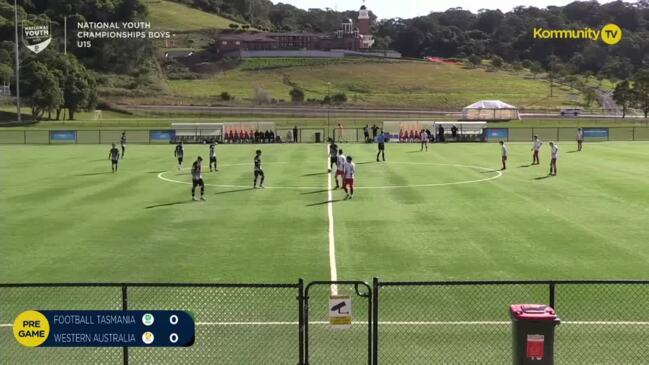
[357,1,374,48]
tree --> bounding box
[583,88,597,108]
[289,88,305,103]
[331,92,347,105]
[612,80,633,118]
[529,61,543,79]
[491,55,504,68]
[220,91,232,101]
[0,63,12,84]
[468,55,481,68]
[62,56,95,120]
[20,61,63,120]
[632,71,649,118]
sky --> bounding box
[270,0,619,19]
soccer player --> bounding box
[420,129,428,151]
[376,131,386,162]
[500,140,508,170]
[253,150,265,188]
[209,141,218,172]
[335,149,346,189]
[328,139,338,173]
[531,135,543,165]
[191,156,205,201]
[174,141,184,170]
[549,141,559,176]
[120,131,127,159]
[108,143,120,173]
[343,155,356,200]
[577,128,584,151]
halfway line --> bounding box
[327,146,338,296]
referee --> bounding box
[376,130,386,162]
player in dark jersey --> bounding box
[174,142,184,170]
[209,141,218,172]
[120,131,127,159]
[328,139,338,173]
[376,131,386,162]
[108,143,120,173]
[191,156,205,201]
[253,150,265,189]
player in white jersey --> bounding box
[549,141,559,176]
[420,129,428,151]
[531,135,543,165]
[209,141,218,172]
[335,149,346,189]
[499,140,508,170]
[343,155,356,200]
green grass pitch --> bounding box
[2,141,649,364]
[2,141,649,283]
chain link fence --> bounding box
[3,127,649,144]
[374,280,649,365]
[2,280,649,364]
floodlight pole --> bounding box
[14,0,21,123]
[64,16,67,55]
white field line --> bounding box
[157,162,502,190]
[327,147,338,296]
[4,321,649,328]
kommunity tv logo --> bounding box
[533,24,622,45]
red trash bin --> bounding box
[510,304,560,365]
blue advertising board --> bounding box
[49,130,76,142]
[583,128,609,139]
[150,130,176,142]
[484,128,508,141]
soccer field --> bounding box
[2,141,649,283]
[2,141,649,363]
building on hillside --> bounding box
[215,3,376,55]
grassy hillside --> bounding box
[145,0,241,31]
[166,58,584,110]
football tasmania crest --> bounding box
[23,22,52,54]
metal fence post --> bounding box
[122,285,128,365]
[298,278,305,365]
[549,282,556,309]
[372,277,379,365]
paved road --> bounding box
[125,104,643,119]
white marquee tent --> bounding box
[462,100,520,121]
